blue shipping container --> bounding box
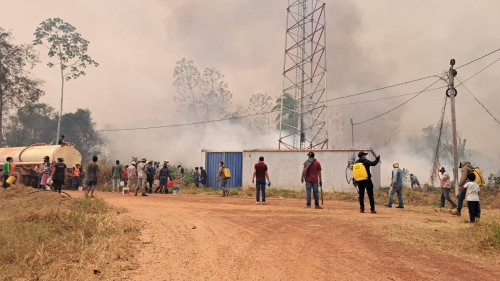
[206,152,243,188]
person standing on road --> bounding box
[200,167,207,187]
[462,173,481,223]
[193,167,200,187]
[452,161,474,216]
[439,167,457,210]
[111,160,123,193]
[40,156,51,190]
[301,152,323,209]
[146,161,155,194]
[216,162,229,197]
[252,156,270,205]
[122,165,129,186]
[353,151,380,214]
[384,161,404,208]
[135,158,148,196]
[51,158,67,194]
[127,162,137,192]
[71,162,82,191]
[86,156,100,197]
[155,162,170,194]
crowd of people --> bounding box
[0,146,483,223]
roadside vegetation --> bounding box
[0,185,139,280]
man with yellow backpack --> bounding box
[217,161,231,197]
[452,160,484,217]
[353,151,381,214]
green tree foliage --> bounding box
[33,18,99,142]
[273,93,298,131]
[173,58,233,120]
[0,28,44,143]
[4,103,103,162]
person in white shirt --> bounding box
[461,173,480,223]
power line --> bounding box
[353,54,500,126]
[353,77,444,125]
[456,76,500,126]
[100,49,500,132]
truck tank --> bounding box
[0,144,82,186]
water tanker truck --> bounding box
[0,143,82,186]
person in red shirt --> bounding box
[301,152,323,209]
[252,156,271,205]
[122,165,129,186]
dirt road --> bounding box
[73,192,499,281]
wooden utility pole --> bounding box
[448,59,459,195]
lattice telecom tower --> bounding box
[279,0,328,149]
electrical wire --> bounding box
[100,49,500,132]
[456,76,500,126]
[353,54,500,126]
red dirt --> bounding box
[72,192,500,281]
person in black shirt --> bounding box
[58,135,69,146]
[200,167,207,187]
[51,157,67,194]
[353,151,381,214]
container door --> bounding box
[206,152,223,188]
[224,152,243,188]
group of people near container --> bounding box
[112,158,208,197]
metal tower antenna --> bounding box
[279,0,328,149]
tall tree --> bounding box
[0,28,44,143]
[172,58,233,120]
[33,18,99,143]
[246,93,273,131]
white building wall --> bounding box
[242,149,381,193]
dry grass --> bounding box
[0,185,140,281]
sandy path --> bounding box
[72,192,499,281]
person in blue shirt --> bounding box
[146,161,156,194]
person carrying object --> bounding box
[353,151,380,214]
[200,167,207,187]
[301,152,323,209]
[193,167,200,188]
[216,162,229,197]
[452,160,474,216]
[2,157,13,188]
[253,156,271,205]
[438,167,457,209]
[384,161,404,208]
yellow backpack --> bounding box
[353,163,368,182]
[223,167,232,179]
[473,168,485,187]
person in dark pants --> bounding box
[51,158,67,194]
[252,156,271,205]
[301,152,323,209]
[146,161,156,194]
[155,162,170,194]
[353,151,381,214]
[462,173,480,222]
[452,161,474,216]
[193,167,200,187]
[200,167,207,187]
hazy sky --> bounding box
[1,0,500,174]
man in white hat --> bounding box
[135,158,148,196]
[385,161,404,208]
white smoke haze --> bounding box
[1,0,500,185]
